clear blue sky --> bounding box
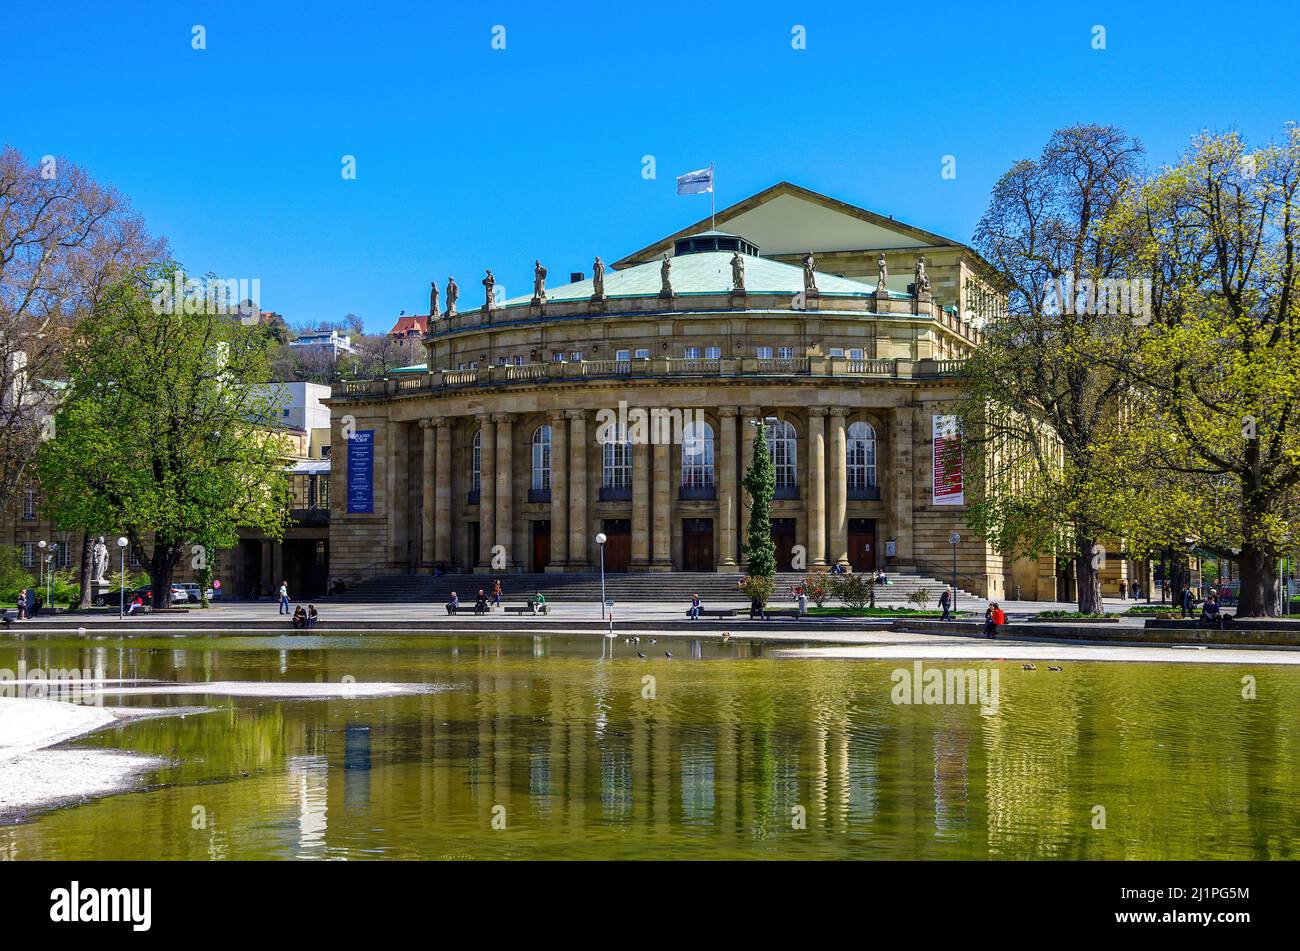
[3,1,1295,333]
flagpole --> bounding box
[710,162,716,230]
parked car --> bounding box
[175,583,214,603]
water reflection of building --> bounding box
[287,754,329,858]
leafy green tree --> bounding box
[741,422,776,578]
[957,125,1146,613]
[1103,127,1300,616]
[35,263,291,606]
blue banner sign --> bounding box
[347,429,375,513]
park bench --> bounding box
[504,602,550,615]
[686,607,740,618]
[444,605,487,615]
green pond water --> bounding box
[0,633,1296,860]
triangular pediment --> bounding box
[614,181,964,268]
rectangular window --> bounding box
[615,349,630,361]
[848,348,865,360]
[457,362,467,370]
[497,356,507,366]
[705,346,721,359]
[23,486,36,520]
[756,346,774,359]
[829,347,845,358]
[553,352,565,362]
[570,351,583,362]
[130,550,141,568]
[320,445,331,458]
[56,542,71,568]
[635,348,650,359]
[777,346,794,359]
[22,542,35,568]
[684,346,700,359]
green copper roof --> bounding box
[499,252,899,307]
[390,363,428,373]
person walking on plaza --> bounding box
[939,587,952,621]
[16,587,27,620]
[492,579,503,608]
[279,580,290,615]
[1180,584,1194,619]
[1119,579,1127,600]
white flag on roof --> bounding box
[676,167,713,195]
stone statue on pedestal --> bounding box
[732,251,746,292]
[660,253,673,296]
[532,260,547,302]
[428,281,440,319]
[482,270,495,310]
[445,277,458,317]
[914,256,930,294]
[90,535,109,583]
[876,254,889,293]
[592,257,605,298]
[802,252,818,294]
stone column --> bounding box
[477,414,495,570]
[651,440,672,571]
[434,418,451,567]
[807,407,828,568]
[892,408,915,567]
[828,408,849,567]
[739,406,761,566]
[716,407,738,570]
[493,413,514,571]
[631,438,650,568]
[567,410,588,568]
[420,420,436,566]
[548,410,569,571]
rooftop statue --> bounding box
[802,252,817,294]
[428,280,440,319]
[732,251,746,292]
[660,253,673,296]
[915,256,930,294]
[446,276,458,317]
[483,269,495,309]
[876,254,889,292]
[533,260,547,302]
[592,257,605,298]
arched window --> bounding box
[471,429,481,494]
[602,424,632,489]
[847,421,877,488]
[765,419,797,489]
[681,420,715,489]
[532,425,552,491]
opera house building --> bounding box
[327,182,1034,600]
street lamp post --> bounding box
[949,532,960,614]
[595,532,608,619]
[37,540,46,615]
[117,537,129,617]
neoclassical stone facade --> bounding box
[328,189,1016,597]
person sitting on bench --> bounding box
[1199,593,1226,629]
[530,591,547,615]
[688,594,702,620]
[446,591,460,615]
[475,590,489,615]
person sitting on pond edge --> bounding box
[688,594,702,619]
[446,591,459,615]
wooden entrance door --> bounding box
[683,518,714,571]
[848,518,875,573]
[771,518,796,571]
[602,519,631,572]
[532,521,551,572]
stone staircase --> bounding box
[328,571,980,605]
